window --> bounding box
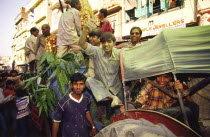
[125,0,183,22]
[126,8,138,22]
[169,0,182,9]
[153,0,161,14]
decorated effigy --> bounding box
[45,35,57,54]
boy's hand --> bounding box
[91,127,98,136]
[174,80,184,91]
[84,19,97,32]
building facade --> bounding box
[122,0,199,40]
[0,56,11,71]
[13,7,28,72]
[12,0,53,72]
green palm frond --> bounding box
[26,52,83,116]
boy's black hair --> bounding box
[130,26,142,35]
[15,88,28,97]
[6,80,15,88]
[100,32,116,43]
[155,72,173,78]
[70,73,86,83]
[70,0,80,8]
[164,72,173,78]
[30,27,39,34]
[42,24,50,29]
[89,29,102,37]
[100,9,108,18]
[1,72,9,78]
[10,70,18,74]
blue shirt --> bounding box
[53,93,91,137]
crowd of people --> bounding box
[0,0,207,137]
[0,70,30,137]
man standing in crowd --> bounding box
[52,73,97,137]
[25,27,39,72]
[116,26,142,49]
[56,0,82,57]
[35,24,56,61]
[98,8,114,34]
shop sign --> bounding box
[142,18,186,37]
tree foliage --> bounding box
[23,52,83,116]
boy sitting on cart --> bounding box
[135,73,201,135]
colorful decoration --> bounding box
[80,0,94,28]
[45,35,57,54]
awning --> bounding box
[122,25,210,81]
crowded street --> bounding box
[0,0,210,137]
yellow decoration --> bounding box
[45,35,57,54]
[80,0,94,28]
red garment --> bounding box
[100,20,114,34]
[3,89,16,97]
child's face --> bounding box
[101,39,115,53]
[8,84,15,90]
[32,30,39,37]
[0,82,4,88]
[89,36,100,46]
[71,80,85,95]
[156,74,172,87]
[10,72,17,77]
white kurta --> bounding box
[25,35,37,64]
[57,8,81,46]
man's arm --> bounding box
[115,42,127,49]
[52,121,60,137]
[52,101,63,137]
[25,39,31,56]
[74,10,81,36]
[0,95,15,104]
[78,29,88,50]
[135,83,152,105]
[78,19,97,50]
[34,35,40,55]
[7,75,21,81]
[86,112,98,136]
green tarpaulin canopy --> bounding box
[122,25,210,81]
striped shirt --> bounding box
[16,96,30,119]
[84,43,122,95]
[142,83,177,110]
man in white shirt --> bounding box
[25,27,39,72]
[56,0,82,57]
